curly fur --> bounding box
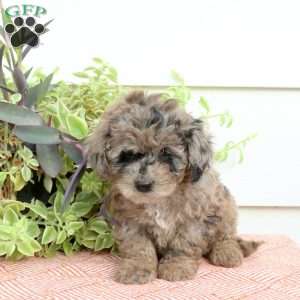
[87,91,261,284]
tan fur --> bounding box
[87,91,261,284]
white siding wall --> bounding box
[2,0,299,241]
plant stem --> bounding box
[202,113,224,120]
[226,134,257,151]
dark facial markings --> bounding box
[158,148,178,173]
[118,150,144,165]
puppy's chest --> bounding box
[143,204,177,247]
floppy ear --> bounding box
[86,122,111,180]
[181,119,213,182]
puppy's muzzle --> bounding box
[134,180,154,193]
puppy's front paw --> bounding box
[158,256,198,282]
[209,239,243,268]
[115,259,156,284]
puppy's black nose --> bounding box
[135,181,153,193]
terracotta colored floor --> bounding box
[0,235,299,300]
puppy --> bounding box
[87,91,261,284]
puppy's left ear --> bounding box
[181,119,213,182]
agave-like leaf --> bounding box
[0,102,43,125]
[24,67,33,80]
[0,45,9,100]
[13,125,61,144]
[62,157,87,211]
[13,65,28,95]
[36,144,63,178]
[26,73,53,107]
[61,142,83,164]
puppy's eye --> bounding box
[159,148,173,163]
[118,150,144,164]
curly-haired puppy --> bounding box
[87,91,261,284]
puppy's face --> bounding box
[107,130,187,203]
[88,91,212,204]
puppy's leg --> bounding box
[115,229,158,284]
[208,238,243,268]
[158,232,201,281]
[158,253,199,282]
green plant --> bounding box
[0,194,113,260]
[164,70,256,163]
[0,6,117,259]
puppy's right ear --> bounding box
[86,123,111,180]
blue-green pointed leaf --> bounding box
[61,142,83,164]
[0,103,43,126]
[26,73,53,107]
[36,144,63,178]
[14,125,61,144]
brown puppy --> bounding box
[87,91,261,284]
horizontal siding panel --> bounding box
[23,0,300,88]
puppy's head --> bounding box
[87,91,212,204]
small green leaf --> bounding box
[6,242,16,256]
[41,226,57,245]
[94,234,114,251]
[238,148,244,163]
[0,102,43,126]
[73,72,89,78]
[28,158,39,168]
[56,230,67,244]
[66,221,84,235]
[43,243,59,258]
[170,70,185,85]
[16,239,35,256]
[14,125,61,144]
[57,100,70,130]
[214,150,228,162]
[12,173,26,191]
[226,114,233,128]
[29,200,48,219]
[81,239,95,249]
[0,241,15,256]
[21,165,32,182]
[81,230,98,241]
[63,240,73,256]
[11,93,22,104]
[53,192,63,216]
[0,172,7,188]
[29,238,42,252]
[0,225,13,240]
[71,202,94,217]
[43,175,53,193]
[18,146,34,161]
[66,115,89,139]
[199,97,210,114]
[26,221,40,238]
[3,208,19,225]
[88,219,109,234]
[219,114,226,126]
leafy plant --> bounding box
[0,195,113,260]
[164,71,256,163]
[0,7,116,259]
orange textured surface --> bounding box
[0,235,299,300]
